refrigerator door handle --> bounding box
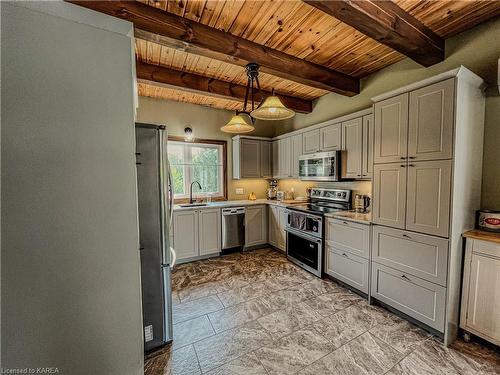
[170,247,176,269]
[168,160,174,231]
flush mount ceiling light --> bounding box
[220,63,294,133]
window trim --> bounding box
[168,136,227,203]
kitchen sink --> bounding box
[178,203,208,208]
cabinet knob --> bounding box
[400,164,406,168]
[400,157,406,160]
[408,156,416,159]
[408,164,415,167]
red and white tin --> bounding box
[477,210,500,232]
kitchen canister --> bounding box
[477,210,500,232]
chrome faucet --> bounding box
[189,181,202,204]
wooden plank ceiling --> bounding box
[132,0,499,111]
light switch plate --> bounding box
[235,188,244,195]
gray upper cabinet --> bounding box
[279,137,292,178]
[303,129,320,154]
[372,163,407,229]
[408,79,454,161]
[320,123,342,151]
[361,114,374,179]
[374,93,409,164]
[290,134,303,178]
[260,141,272,178]
[342,117,363,179]
[406,160,452,237]
[233,137,274,179]
[272,140,280,179]
[239,138,260,178]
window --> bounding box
[168,138,226,201]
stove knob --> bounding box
[313,226,317,231]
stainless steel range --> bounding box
[285,188,351,277]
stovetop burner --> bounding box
[289,203,345,215]
[287,188,352,216]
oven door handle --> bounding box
[285,227,322,243]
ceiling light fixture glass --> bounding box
[220,113,254,133]
[220,63,295,133]
[250,89,295,120]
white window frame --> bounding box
[168,140,224,200]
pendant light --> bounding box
[250,89,295,120]
[220,113,254,133]
[220,63,295,133]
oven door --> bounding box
[298,151,339,181]
[286,228,322,277]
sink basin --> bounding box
[178,203,208,208]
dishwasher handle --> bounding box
[222,207,245,215]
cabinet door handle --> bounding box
[343,221,349,225]
[342,252,349,258]
[401,274,410,281]
[402,234,411,238]
[408,164,415,167]
[400,157,406,160]
[408,156,416,159]
[400,164,406,168]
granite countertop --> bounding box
[173,199,306,211]
[325,210,372,225]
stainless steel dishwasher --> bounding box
[221,207,245,250]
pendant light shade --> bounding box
[250,94,295,120]
[220,114,255,133]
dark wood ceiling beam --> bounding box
[69,1,359,96]
[304,0,444,66]
[136,61,313,113]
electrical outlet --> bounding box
[235,188,244,195]
[144,325,153,342]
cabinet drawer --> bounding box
[472,239,500,258]
[326,247,369,294]
[371,262,446,332]
[326,218,370,259]
[372,226,448,286]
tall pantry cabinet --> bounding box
[370,67,486,346]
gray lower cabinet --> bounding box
[173,208,221,263]
[268,205,286,251]
[326,247,369,294]
[372,226,449,286]
[460,238,500,345]
[371,262,446,332]
[326,218,370,259]
[245,205,267,247]
[325,218,370,294]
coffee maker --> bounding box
[266,180,278,200]
[354,194,371,213]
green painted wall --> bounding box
[276,17,500,209]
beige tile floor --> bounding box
[145,248,500,375]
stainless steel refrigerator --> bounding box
[135,123,175,352]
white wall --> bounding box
[1,2,143,374]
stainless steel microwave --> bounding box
[298,151,340,181]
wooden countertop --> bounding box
[463,229,500,244]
